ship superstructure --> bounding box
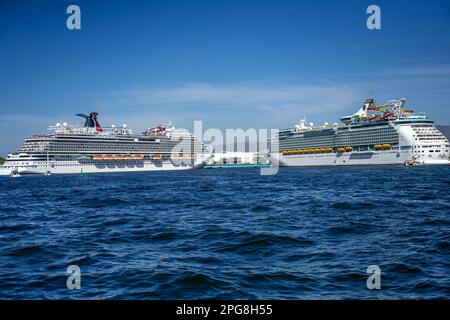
[0,112,211,175]
[269,98,450,166]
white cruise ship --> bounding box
[269,98,450,166]
[0,112,211,176]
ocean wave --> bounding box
[1,166,449,299]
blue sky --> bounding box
[0,0,449,154]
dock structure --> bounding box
[205,152,270,168]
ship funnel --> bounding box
[76,112,103,132]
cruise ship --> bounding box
[269,98,450,166]
[0,112,211,175]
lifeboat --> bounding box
[133,155,144,160]
[124,155,134,159]
[114,155,126,160]
[105,155,115,159]
[93,155,105,160]
[345,146,353,151]
[326,148,333,152]
[375,144,383,150]
[337,147,345,153]
[320,148,327,153]
[382,144,391,150]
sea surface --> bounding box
[0,166,449,299]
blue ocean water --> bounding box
[0,166,449,299]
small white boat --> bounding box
[10,169,21,177]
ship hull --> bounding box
[271,150,450,167]
[0,159,209,176]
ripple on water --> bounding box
[325,222,375,235]
[330,201,376,210]
[251,205,274,213]
[6,245,47,257]
[79,197,131,208]
[214,232,314,255]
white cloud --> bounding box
[0,114,53,124]
[383,64,450,76]
[106,81,362,114]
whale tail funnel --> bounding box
[76,112,103,132]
